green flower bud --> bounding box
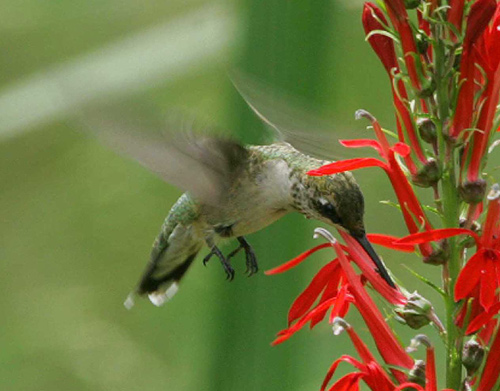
[412,159,442,188]
[417,118,437,144]
[408,360,426,387]
[416,32,429,54]
[395,293,433,329]
[459,218,481,248]
[423,240,449,265]
[405,0,421,9]
[459,180,487,204]
[417,78,436,99]
[462,340,484,376]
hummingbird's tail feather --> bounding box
[125,211,204,308]
[133,250,201,307]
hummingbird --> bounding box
[88,79,395,308]
[105,128,396,308]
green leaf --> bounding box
[403,265,446,297]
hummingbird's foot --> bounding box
[238,237,258,276]
[203,246,235,281]
[226,237,258,276]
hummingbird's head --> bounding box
[302,171,366,237]
[301,172,397,288]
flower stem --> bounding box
[433,23,463,388]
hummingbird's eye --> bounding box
[317,202,342,225]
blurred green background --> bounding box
[0,1,453,390]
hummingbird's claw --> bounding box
[204,245,235,281]
[202,251,213,266]
[226,237,259,276]
[238,237,258,276]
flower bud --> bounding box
[412,159,442,188]
[423,240,449,265]
[459,179,487,204]
[459,218,481,248]
[462,340,484,376]
[416,32,429,54]
[416,78,437,99]
[395,293,433,329]
[417,118,436,144]
[405,0,421,9]
[408,360,426,386]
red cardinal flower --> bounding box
[362,3,426,173]
[266,228,407,345]
[397,185,500,311]
[450,0,497,140]
[448,0,466,37]
[329,233,413,381]
[266,243,353,344]
[264,2,500,389]
[320,319,396,391]
[382,0,423,90]
[462,3,500,183]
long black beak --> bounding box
[353,234,396,288]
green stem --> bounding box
[442,156,462,389]
[433,22,463,389]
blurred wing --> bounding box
[81,113,248,207]
[230,71,361,160]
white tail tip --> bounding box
[124,294,136,310]
[148,282,179,307]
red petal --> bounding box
[455,250,487,301]
[321,355,364,391]
[310,271,343,328]
[397,228,480,246]
[326,373,363,391]
[287,261,339,325]
[480,259,497,311]
[265,243,331,275]
[367,233,415,252]
[466,302,500,334]
[332,239,413,381]
[385,3,421,89]
[477,321,500,391]
[384,152,434,257]
[362,3,397,74]
[448,0,465,34]
[464,0,497,47]
[362,362,396,391]
[329,284,352,323]
[483,196,500,247]
[272,298,337,345]
[342,232,407,306]
[346,326,377,364]
[339,139,383,155]
[426,347,437,391]
[307,158,386,176]
[394,383,424,391]
[392,142,411,157]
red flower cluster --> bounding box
[267,230,413,388]
[267,1,500,390]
